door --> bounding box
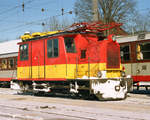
[135,42,150,83]
[18,43,32,79]
[64,37,77,79]
[31,40,45,79]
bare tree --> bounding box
[74,0,136,22]
[98,0,136,24]
[43,17,61,31]
[125,11,150,34]
[74,0,137,34]
[74,0,93,22]
[43,16,73,32]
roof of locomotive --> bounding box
[0,39,20,55]
[116,32,150,43]
[20,31,100,42]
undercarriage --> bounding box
[11,77,132,101]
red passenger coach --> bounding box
[12,22,132,100]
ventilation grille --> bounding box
[107,42,120,68]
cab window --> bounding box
[47,39,59,58]
[120,45,130,62]
[64,37,76,53]
[137,42,150,60]
[20,44,29,61]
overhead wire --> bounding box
[0,0,35,22]
[0,0,74,41]
[0,0,60,25]
[0,10,74,33]
[0,0,35,16]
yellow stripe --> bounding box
[46,64,67,78]
[106,70,121,78]
[32,66,44,78]
[17,63,122,79]
[17,66,31,79]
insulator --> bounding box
[41,8,45,12]
[42,22,45,26]
[61,8,64,15]
[69,11,72,14]
[22,2,24,12]
[75,11,78,15]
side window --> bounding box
[137,43,150,60]
[8,58,15,69]
[47,40,52,57]
[64,37,76,53]
[81,50,86,59]
[120,45,130,62]
[47,39,58,58]
[15,57,17,68]
[54,39,58,57]
[0,57,17,70]
[1,59,7,69]
[20,44,29,61]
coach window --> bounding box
[64,37,76,53]
[47,39,58,58]
[8,58,15,69]
[20,44,29,61]
[120,45,130,62]
[137,43,150,60]
[1,59,7,69]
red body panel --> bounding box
[17,33,120,81]
[31,39,45,66]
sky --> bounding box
[0,0,75,41]
[0,0,150,42]
[137,0,150,12]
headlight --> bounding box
[115,85,120,91]
[97,71,102,78]
[121,71,126,77]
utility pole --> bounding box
[93,0,99,21]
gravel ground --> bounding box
[0,88,150,120]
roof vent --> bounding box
[138,33,145,40]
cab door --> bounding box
[45,38,67,79]
[31,40,45,79]
[18,43,32,79]
[64,37,77,79]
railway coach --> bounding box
[11,22,132,100]
[0,40,20,87]
[117,33,150,90]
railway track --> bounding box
[0,104,96,120]
[0,88,150,120]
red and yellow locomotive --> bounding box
[12,22,132,100]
